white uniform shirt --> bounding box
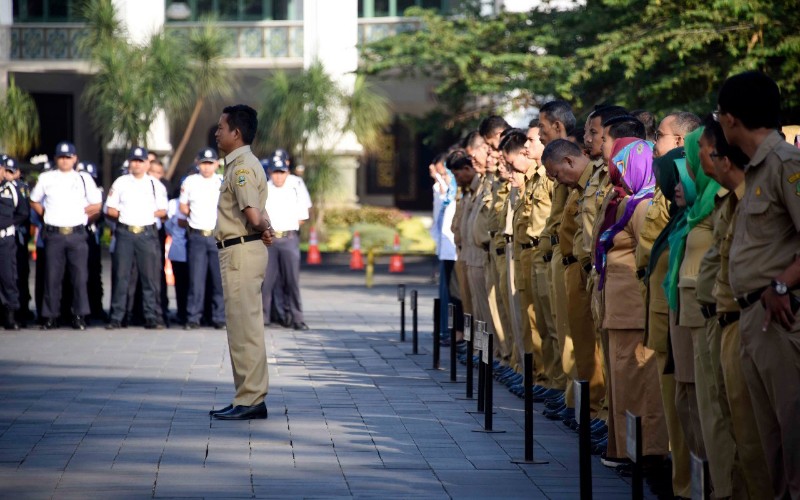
[30,169,102,227]
[265,175,311,232]
[105,174,168,227]
[178,172,223,231]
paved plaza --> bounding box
[0,256,644,499]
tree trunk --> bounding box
[166,97,204,180]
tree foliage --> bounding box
[360,0,800,144]
[0,77,41,158]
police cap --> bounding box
[128,146,149,161]
[78,161,99,179]
[3,157,18,173]
[55,141,77,158]
[197,147,218,163]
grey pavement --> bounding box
[0,256,645,499]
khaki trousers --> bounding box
[564,263,604,416]
[608,328,669,457]
[219,240,269,407]
[692,322,736,498]
[494,249,516,367]
[455,260,472,316]
[487,247,510,362]
[467,263,493,342]
[739,303,800,500]
[516,249,544,382]
[670,311,705,461]
[719,319,772,500]
[548,245,569,392]
[533,250,561,389]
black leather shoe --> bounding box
[293,322,309,331]
[145,321,166,330]
[41,318,58,330]
[72,316,86,331]
[209,404,233,416]
[281,313,293,329]
[106,320,121,330]
[212,402,268,420]
[213,322,226,330]
[184,322,199,330]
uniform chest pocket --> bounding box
[565,203,579,217]
[743,200,771,240]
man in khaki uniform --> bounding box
[543,139,606,421]
[211,104,273,421]
[489,162,514,367]
[538,101,575,417]
[720,71,800,499]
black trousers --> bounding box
[35,244,45,319]
[0,235,19,311]
[186,231,224,324]
[42,228,90,318]
[171,260,189,325]
[261,233,303,324]
[86,225,105,319]
[110,227,160,324]
[15,230,31,316]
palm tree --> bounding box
[166,20,233,180]
[0,77,41,158]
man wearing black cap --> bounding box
[0,157,29,330]
[30,142,102,330]
[2,157,33,325]
[104,146,169,330]
[262,152,311,330]
[180,147,225,330]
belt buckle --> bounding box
[129,225,144,234]
[59,226,73,235]
[203,229,213,237]
[274,231,286,238]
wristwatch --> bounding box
[771,279,789,295]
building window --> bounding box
[13,0,81,22]
[165,0,299,22]
[358,0,450,17]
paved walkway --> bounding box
[0,257,641,499]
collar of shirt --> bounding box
[714,186,730,203]
[575,161,594,194]
[224,145,252,168]
[733,180,745,201]
[745,130,782,172]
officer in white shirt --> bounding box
[104,146,168,330]
[30,142,103,330]
[180,147,225,329]
[261,154,311,330]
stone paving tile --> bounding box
[0,259,651,498]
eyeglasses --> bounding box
[654,131,678,141]
[713,108,722,122]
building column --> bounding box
[0,0,12,95]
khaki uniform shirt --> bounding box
[714,182,745,313]
[559,164,594,262]
[490,178,511,249]
[696,187,730,305]
[575,159,604,268]
[634,189,670,273]
[528,166,553,249]
[215,145,268,241]
[588,164,613,262]
[540,181,568,255]
[730,131,800,295]
[512,168,537,260]
[462,174,487,267]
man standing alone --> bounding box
[210,104,274,421]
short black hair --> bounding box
[631,109,656,142]
[539,100,576,133]
[432,152,447,166]
[222,104,258,145]
[499,129,528,154]
[478,115,510,138]
[461,130,484,150]
[664,111,702,136]
[717,71,781,130]
[702,114,750,169]
[541,139,582,166]
[604,115,646,140]
[446,148,472,171]
[568,127,585,148]
[528,118,540,129]
[589,105,628,125]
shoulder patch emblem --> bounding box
[787,172,800,184]
[237,174,247,187]
[234,169,248,175]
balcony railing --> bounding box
[357,17,421,46]
[10,24,88,60]
[166,21,303,61]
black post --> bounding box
[473,329,504,433]
[448,303,456,382]
[691,452,710,500]
[476,321,485,413]
[397,285,406,342]
[576,380,592,500]
[432,298,440,370]
[626,411,643,500]
[411,290,418,354]
[511,353,546,463]
[465,314,473,398]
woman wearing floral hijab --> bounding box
[595,138,669,463]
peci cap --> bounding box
[196,147,218,163]
[55,142,77,158]
[128,146,149,161]
[77,161,98,179]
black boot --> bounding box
[5,309,20,331]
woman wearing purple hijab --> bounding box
[596,138,669,465]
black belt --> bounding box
[636,268,646,280]
[562,254,578,266]
[45,224,85,235]
[550,235,559,246]
[543,252,553,262]
[718,312,740,327]
[700,303,717,319]
[521,238,540,250]
[735,288,765,309]
[496,247,505,256]
[216,233,261,249]
[118,223,154,234]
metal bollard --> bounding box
[691,452,710,500]
[448,303,457,382]
[511,352,547,464]
[626,411,643,500]
[575,380,592,499]
[411,290,419,354]
[466,320,486,414]
[473,327,504,433]
[397,285,406,342]
[431,298,440,370]
[464,314,473,398]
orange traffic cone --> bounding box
[350,231,364,270]
[164,236,175,286]
[388,233,404,273]
[307,226,322,265]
